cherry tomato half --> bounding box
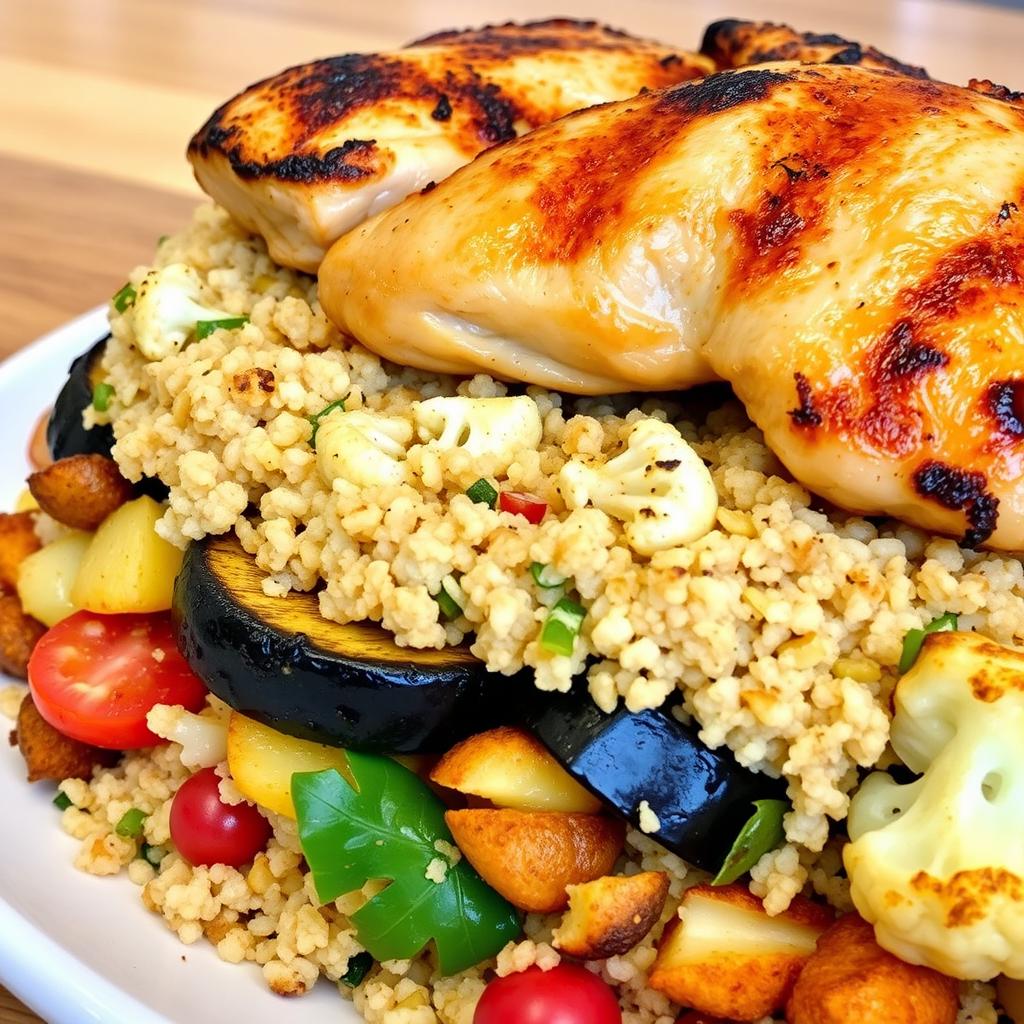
[498,491,548,524]
[28,611,207,749]
[474,964,621,1024]
[170,767,271,868]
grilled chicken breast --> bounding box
[320,65,1024,550]
[188,19,713,271]
[699,18,927,78]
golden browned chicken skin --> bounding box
[321,64,1024,550]
[699,18,928,78]
[188,19,713,271]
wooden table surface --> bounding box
[2,0,1023,1019]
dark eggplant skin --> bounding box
[46,336,169,500]
[524,687,786,872]
[173,533,509,753]
[47,336,116,461]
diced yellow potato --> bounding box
[16,531,92,626]
[71,496,183,613]
[430,726,602,813]
[15,489,39,512]
[227,711,352,818]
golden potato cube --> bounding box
[553,871,670,959]
[431,726,601,813]
[649,883,832,1020]
[787,914,958,1024]
[17,531,92,627]
[445,808,624,913]
[71,496,183,614]
[227,711,352,818]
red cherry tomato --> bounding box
[498,491,548,524]
[169,767,271,867]
[474,964,621,1024]
[28,611,207,749]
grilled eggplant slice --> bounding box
[173,534,507,753]
[525,688,786,872]
[47,336,115,461]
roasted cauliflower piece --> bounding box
[131,263,235,360]
[559,419,718,555]
[315,409,413,489]
[845,630,1024,979]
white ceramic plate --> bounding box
[0,309,351,1023]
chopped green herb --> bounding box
[340,951,374,988]
[115,808,147,839]
[540,597,586,656]
[899,612,958,674]
[139,843,166,867]
[112,283,136,313]
[308,399,346,450]
[435,587,462,621]
[53,791,73,811]
[293,757,520,975]
[530,562,566,590]
[465,478,498,508]
[92,381,115,413]
[712,799,788,886]
[195,315,249,340]
[157,234,169,247]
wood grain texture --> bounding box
[1,0,1023,1020]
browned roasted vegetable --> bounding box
[0,592,46,678]
[0,512,42,589]
[28,454,133,531]
[553,871,670,959]
[13,694,115,783]
[786,914,958,1024]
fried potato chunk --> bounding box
[553,871,670,959]
[431,726,602,813]
[786,914,958,1024]
[649,883,832,1021]
[445,808,624,913]
[28,454,132,531]
[0,512,41,589]
[0,592,46,678]
[13,693,112,783]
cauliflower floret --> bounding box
[558,418,717,555]
[132,263,235,360]
[845,630,1024,980]
[146,703,227,769]
[412,396,542,478]
[316,408,413,488]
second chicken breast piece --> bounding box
[187,19,713,272]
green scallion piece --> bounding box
[92,381,115,413]
[195,315,249,341]
[157,234,169,246]
[465,478,498,508]
[340,951,374,988]
[308,398,346,450]
[540,597,586,656]
[435,588,462,621]
[115,808,147,839]
[712,799,788,886]
[112,283,136,313]
[530,562,566,590]
[898,612,958,674]
[53,791,73,811]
